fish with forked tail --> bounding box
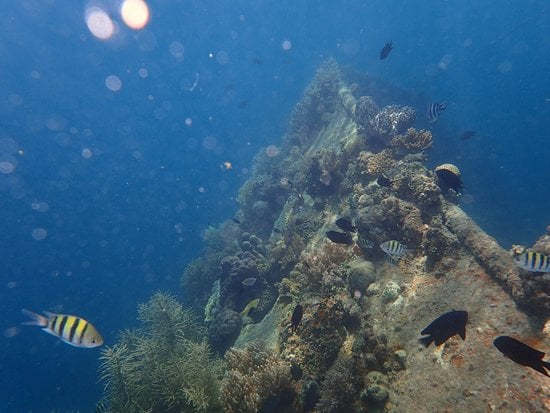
[326,230,354,245]
[493,336,550,377]
[21,309,103,348]
[379,41,393,59]
[420,310,468,347]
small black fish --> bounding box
[335,217,356,233]
[273,227,281,234]
[290,362,303,381]
[377,175,392,188]
[291,304,303,333]
[252,57,263,65]
[459,130,476,140]
[420,310,468,347]
[380,41,393,60]
[326,230,354,245]
[232,217,241,224]
[493,336,550,377]
[238,100,248,109]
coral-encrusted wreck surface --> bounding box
[104,59,549,412]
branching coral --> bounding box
[99,292,223,413]
[220,342,294,413]
[390,127,432,152]
[365,149,395,176]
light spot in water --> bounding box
[169,41,185,60]
[216,51,229,65]
[0,161,15,174]
[202,135,218,151]
[198,186,206,193]
[3,327,20,339]
[105,75,122,91]
[31,227,48,241]
[282,40,292,50]
[498,61,512,73]
[185,117,192,126]
[138,67,148,78]
[85,7,115,40]
[266,145,280,157]
[7,281,16,289]
[81,147,93,159]
[31,201,49,212]
[121,0,150,30]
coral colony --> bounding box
[99,60,550,413]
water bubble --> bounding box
[7,281,16,289]
[0,161,15,174]
[31,201,49,212]
[265,145,280,157]
[282,40,292,50]
[3,327,20,338]
[185,118,192,126]
[81,147,93,159]
[138,67,149,78]
[169,41,185,60]
[85,7,115,40]
[216,51,229,65]
[31,227,48,240]
[105,75,122,91]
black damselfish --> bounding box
[377,175,392,188]
[380,41,393,60]
[420,310,468,347]
[493,335,550,377]
[335,217,356,233]
[291,304,303,333]
[326,230,354,245]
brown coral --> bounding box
[390,127,433,152]
[220,342,293,413]
[365,149,395,175]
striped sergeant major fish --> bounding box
[426,101,446,123]
[380,240,410,258]
[512,250,550,273]
[21,309,103,348]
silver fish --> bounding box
[242,277,257,286]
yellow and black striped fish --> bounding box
[513,251,550,273]
[21,309,103,348]
[380,240,410,258]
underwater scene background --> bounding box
[0,1,549,412]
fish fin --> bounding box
[21,309,49,327]
[419,335,434,347]
[531,363,550,377]
[458,327,466,341]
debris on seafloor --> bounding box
[176,59,549,412]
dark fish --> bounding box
[493,336,550,377]
[379,41,393,60]
[335,217,356,233]
[291,304,303,333]
[426,101,446,123]
[232,217,241,224]
[252,57,263,65]
[238,100,248,109]
[290,362,303,381]
[273,227,281,234]
[377,174,392,187]
[459,130,476,140]
[420,310,468,347]
[326,230,353,245]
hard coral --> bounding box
[366,149,395,176]
[220,342,294,413]
[373,105,416,139]
[390,127,432,152]
[353,96,380,136]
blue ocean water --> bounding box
[0,1,548,411]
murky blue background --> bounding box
[0,1,548,411]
